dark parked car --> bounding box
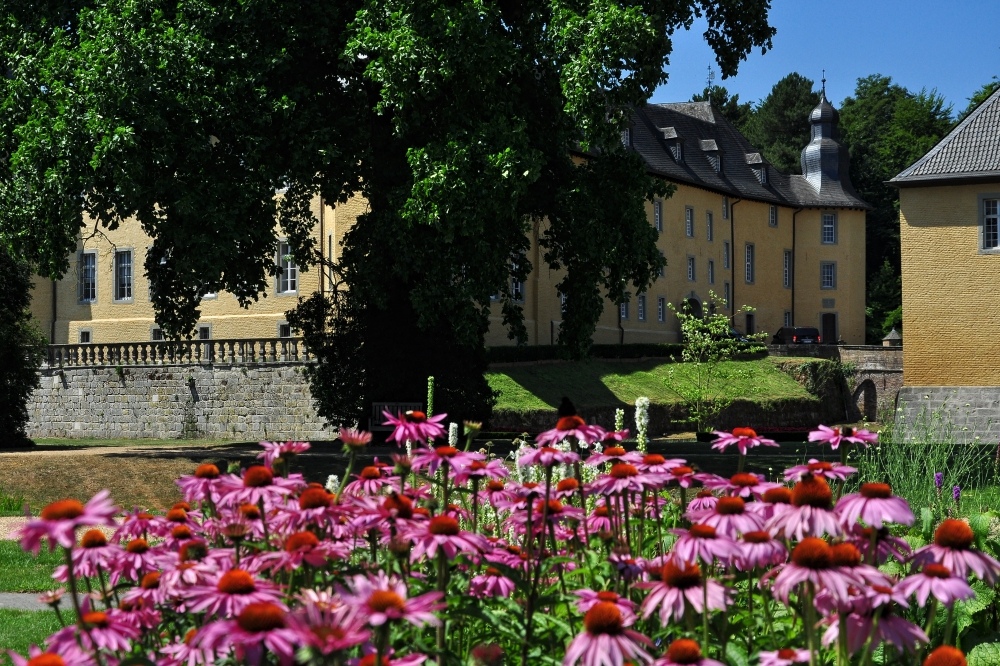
[772,326,821,344]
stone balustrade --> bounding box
[44,338,315,368]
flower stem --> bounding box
[335,449,358,504]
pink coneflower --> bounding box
[711,427,779,455]
[588,463,652,495]
[687,490,718,513]
[828,542,891,587]
[665,465,700,488]
[737,530,787,570]
[177,463,224,504]
[574,590,637,623]
[480,479,514,505]
[768,538,862,605]
[215,465,302,508]
[286,590,370,655]
[637,560,729,625]
[552,477,582,500]
[186,568,286,618]
[536,415,605,447]
[406,514,488,561]
[53,529,120,581]
[911,519,1000,582]
[766,475,842,540]
[686,496,763,537]
[344,465,394,496]
[453,459,508,485]
[896,563,975,607]
[823,608,927,656]
[115,508,161,540]
[848,524,911,564]
[342,571,443,627]
[340,427,374,450]
[110,538,163,585]
[258,439,311,467]
[609,553,646,581]
[383,410,447,445]
[562,601,652,666]
[159,627,221,666]
[47,607,140,654]
[670,524,742,565]
[518,445,581,468]
[8,646,94,666]
[19,491,118,553]
[195,602,300,665]
[784,459,856,483]
[470,567,517,599]
[808,425,878,450]
[121,571,169,608]
[585,445,643,467]
[353,650,428,666]
[637,453,685,474]
[701,472,778,499]
[260,531,350,572]
[411,445,483,475]
[652,639,725,666]
[586,504,614,535]
[836,483,914,529]
[757,648,810,666]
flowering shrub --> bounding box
[10,420,999,666]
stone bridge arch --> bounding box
[852,379,877,422]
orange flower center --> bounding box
[763,487,793,504]
[643,454,666,465]
[689,524,717,539]
[41,499,85,521]
[239,504,261,520]
[470,461,487,471]
[716,497,746,515]
[80,529,107,548]
[923,564,952,579]
[485,567,502,577]
[429,515,461,536]
[661,560,702,589]
[830,543,861,567]
[404,410,427,423]
[140,572,161,589]
[860,483,893,499]
[603,446,627,456]
[166,508,187,522]
[556,478,579,492]
[594,506,610,517]
[195,463,220,479]
[609,463,638,478]
[236,602,286,633]
[777,649,800,659]
[217,569,256,595]
[792,476,832,508]
[243,466,273,488]
[173,501,192,511]
[671,466,694,476]
[732,427,758,438]
[808,461,834,473]
[26,655,66,666]
[180,540,208,562]
[435,446,459,458]
[582,601,623,635]
[666,638,703,664]
[935,519,974,550]
[285,531,320,552]
[535,499,564,514]
[81,611,109,628]
[556,415,586,431]
[696,490,715,498]
[791,538,832,570]
[743,530,771,544]
[730,472,760,487]
[368,590,406,613]
[922,645,967,666]
[596,591,620,602]
[486,480,505,492]
[299,488,332,509]
[126,538,149,554]
[360,466,382,480]
[872,584,893,595]
[171,525,193,540]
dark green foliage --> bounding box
[742,72,819,174]
[838,75,953,342]
[486,343,686,364]
[0,1,774,426]
[0,246,46,443]
[959,77,1000,121]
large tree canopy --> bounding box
[0,0,774,426]
[741,72,818,174]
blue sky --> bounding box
[650,1,1000,117]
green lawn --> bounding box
[0,542,63,593]
[0,610,62,659]
[487,357,814,412]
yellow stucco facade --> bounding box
[899,183,1000,386]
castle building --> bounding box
[31,94,869,348]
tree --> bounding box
[0,246,46,444]
[742,72,819,174]
[959,77,1000,121]
[838,75,952,341]
[0,1,774,427]
[691,83,753,131]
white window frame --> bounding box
[277,241,298,294]
[708,259,715,284]
[151,327,164,341]
[783,250,793,288]
[821,213,838,244]
[687,256,696,282]
[745,243,755,284]
[769,205,778,227]
[784,311,792,327]
[658,250,665,278]
[685,207,694,238]
[821,261,837,290]
[654,200,662,232]
[79,329,92,344]
[722,197,729,219]
[113,249,134,302]
[278,321,293,338]
[79,250,97,303]
[706,211,713,241]
[637,294,646,321]
[620,300,629,320]
[980,195,1000,251]
[723,241,730,269]
[657,297,665,323]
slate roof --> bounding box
[891,86,1000,186]
[631,102,870,209]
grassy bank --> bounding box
[487,357,815,412]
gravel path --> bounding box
[0,592,48,612]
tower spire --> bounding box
[821,70,827,99]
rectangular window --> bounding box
[784,311,792,327]
[637,294,646,321]
[114,250,133,301]
[769,205,778,227]
[657,297,665,323]
[723,282,730,309]
[151,328,163,341]
[706,212,714,241]
[821,262,837,289]
[722,196,729,219]
[621,128,630,147]
[620,300,629,320]
[278,322,293,338]
[708,259,715,284]
[984,198,999,249]
[783,250,793,288]
[687,256,696,281]
[559,292,567,314]
[79,330,91,344]
[822,213,838,244]
[198,325,211,340]
[79,251,97,303]
[685,207,694,237]
[745,243,755,284]
[658,250,665,278]
[745,313,755,335]
[511,276,525,302]
[654,200,662,232]
[277,241,298,294]
[723,241,730,269]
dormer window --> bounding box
[701,140,722,173]
[658,127,683,162]
[746,153,768,184]
[621,128,631,147]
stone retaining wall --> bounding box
[896,386,1000,444]
[27,364,336,440]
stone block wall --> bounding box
[896,386,1000,444]
[27,363,336,441]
